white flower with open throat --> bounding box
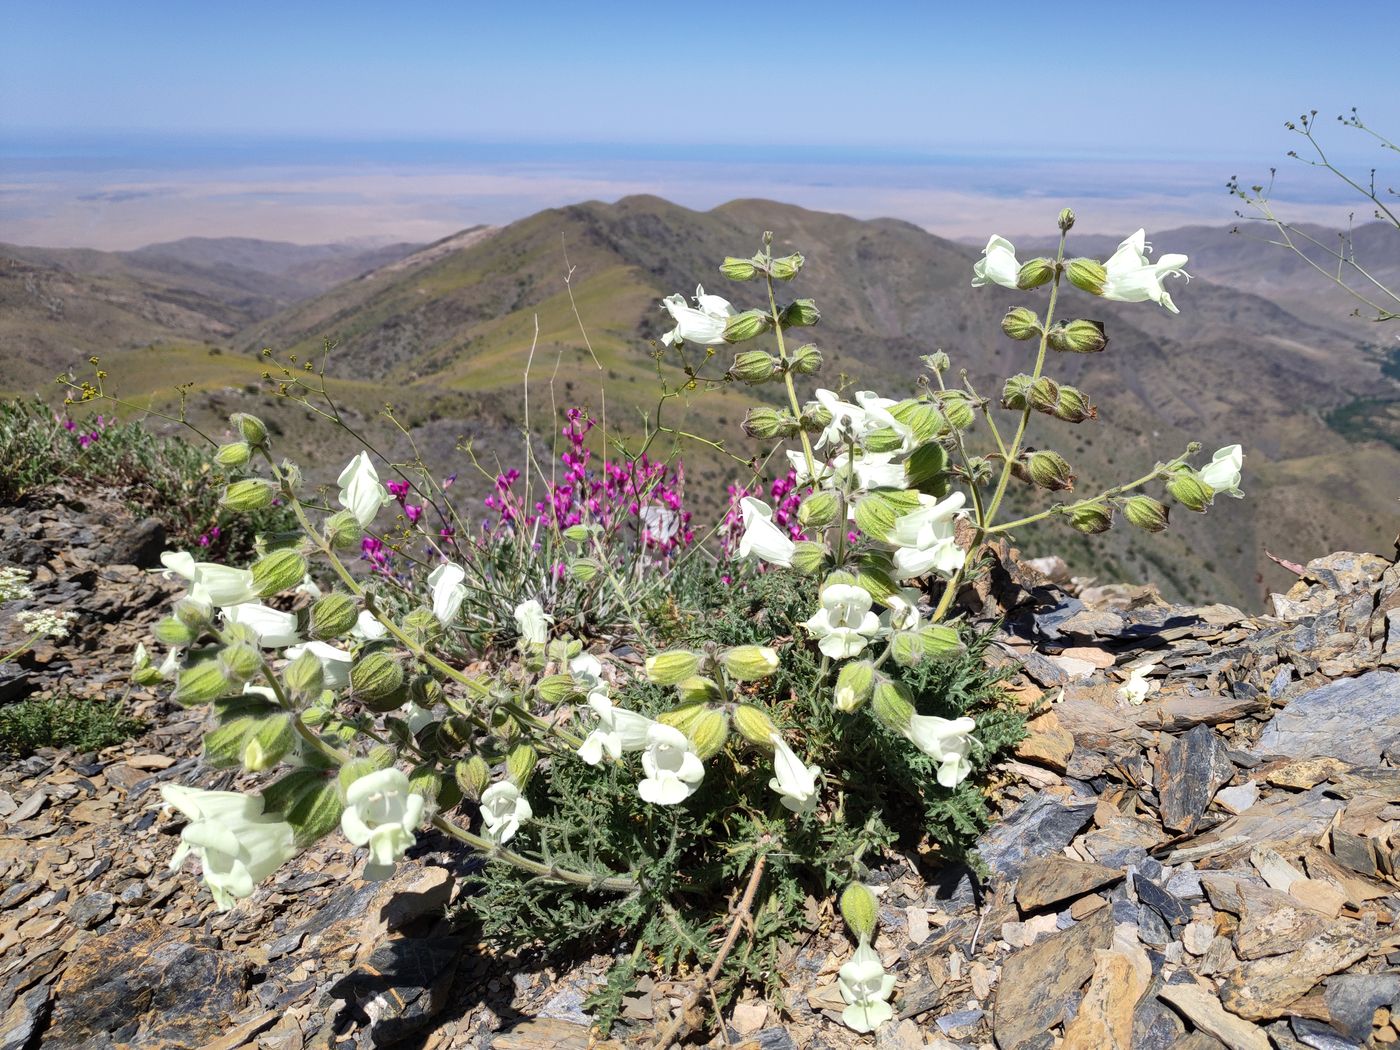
[1100,228,1190,312]
[161,784,296,910]
[337,452,392,528]
[904,714,977,788]
[637,723,705,805]
[659,284,735,347]
[802,582,881,659]
[970,234,1022,290]
[838,941,897,1033]
[737,497,796,568]
[577,693,656,764]
[769,733,821,815]
[340,768,426,880]
[480,781,532,845]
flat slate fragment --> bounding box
[1255,670,1400,763]
[976,791,1098,879]
[1014,855,1123,912]
[994,905,1113,1050]
[1157,723,1235,833]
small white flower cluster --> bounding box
[0,567,34,603]
[16,608,78,640]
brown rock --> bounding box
[1015,855,1123,912]
[1157,981,1271,1050]
[1287,877,1347,918]
[1015,708,1075,772]
[1234,882,1330,960]
[1060,949,1149,1050]
[994,905,1114,1050]
[1157,723,1236,833]
[1264,756,1349,791]
[1219,921,1375,1020]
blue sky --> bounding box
[3,1,1398,247]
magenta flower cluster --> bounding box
[59,413,109,450]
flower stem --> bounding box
[764,262,818,484]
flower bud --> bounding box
[890,631,925,668]
[719,256,760,281]
[840,882,880,941]
[723,309,774,343]
[537,673,577,703]
[1065,258,1107,296]
[790,541,828,576]
[835,660,875,713]
[919,624,964,658]
[768,252,804,280]
[779,299,820,327]
[732,704,778,746]
[282,651,323,699]
[221,478,276,512]
[720,645,780,681]
[154,616,196,647]
[685,707,730,760]
[231,412,268,447]
[658,700,710,735]
[789,343,823,375]
[217,640,262,684]
[923,350,951,374]
[1029,377,1060,415]
[242,713,294,772]
[870,680,914,732]
[408,674,444,708]
[1001,374,1034,411]
[437,714,474,750]
[215,441,251,469]
[309,592,358,640]
[1122,495,1170,533]
[1053,386,1097,423]
[800,401,833,432]
[350,651,406,708]
[1166,470,1213,512]
[1069,502,1114,535]
[506,743,538,788]
[645,649,702,686]
[933,391,975,432]
[1001,307,1041,341]
[409,768,442,809]
[675,676,723,704]
[1058,208,1076,232]
[455,755,491,802]
[1026,450,1076,491]
[798,490,840,529]
[728,350,778,384]
[741,407,799,440]
[172,660,232,706]
[1016,257,1056,290]
[1049,319,1108,354]
[323,510,362,550]
[251,548,308,598]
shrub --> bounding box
[0,694,144,757]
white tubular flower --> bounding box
[1118,661,1159,706]
[340,768,426,881]
[294,574,322,599]
[813,388,867,449]
[904,714,977,788]
[738,497,796,568]
[840,450,907,492]
[1199,444,1244,498]
[513,599,552,645]
[1100,228,1190,312]
[802,582,881,659]
[480,781,533,845]
[880,588,924,634]
[353,610,388,641]
[223,602,301,648]
[659,284,735,347]
[160,785,296,911]
[786,448,835,489]
[970,234,1022,290]
[569,653,604,691]
[284,640,353,690]
[337,452,391,528]
[890,492,967,581]
[577,692,656,765]
[838,941,897,1033]
[637,723,705,806]
[162,552,259,608]
[402,702,437,734]
[769,733,821,815]
[427,562,468,627]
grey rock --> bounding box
[1158,723,1235,833]
[329,937,462,1048]
[1323,972,1400,1043]
[1255,670,1400,763]
[1132,995,1185,1050]
[936,1008,984,1035]
[0,984,50,1050]
[1289,1016,1364,1050]
[1134,875,1190,929]
[975,791,1097,879]
[746,1029,799,1050]
[91,516,165,568]
[68,891,116,930]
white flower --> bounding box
[480,781,533,845]
[802,582,881,659]
[161,552,259,608]
[890,492,967,581]
[904,714,977,788]
[402,702,437,734]
[1199,444,1244,498]
[158,647,181,680]
[352,610,388,641]
[786,448,835,488]
[1100,228,1190,313]
[570,653,604,691]
[427,562,467,627]
[769,733,821,815]
[337,452,391,528]
[1118,661,1159,706]
[294,574,322,599]
[284,640,353,690]
[340,768,426,881]
[15,609,78,640]
[838,941,897,1033]
[160,785,296,911]
[513,599,551,645]
[737,497,796,568]
[223,602,301,648]
[637,723,705,805]
[659,284,735,347]
[970,234,1022,290]
[830,450,906,492]
[880,588,924,634]
[0,567,34,603]
[813,388,868,449]
[577,692,656,765]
